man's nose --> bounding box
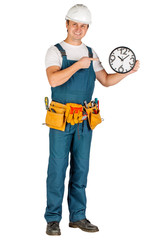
[76,25,81,31]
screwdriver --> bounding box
[45,97,49,110]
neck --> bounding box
[64,36,82,46]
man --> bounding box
[44,4,140,236]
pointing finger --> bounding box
[90,58,99,61]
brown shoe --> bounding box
[46,221,61,235]
[69,219,99,232]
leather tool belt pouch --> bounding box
[85,102,102,130]
[45,101,67,131]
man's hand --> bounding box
[96,60,140,87]
[78,57,98,69]
[129,60,140,74]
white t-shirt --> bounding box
[45,41,104,72]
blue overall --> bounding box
[44,43,96,223]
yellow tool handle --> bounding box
[45,97,49,110]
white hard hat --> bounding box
[65,4,92,24]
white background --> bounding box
[0,0,160,239]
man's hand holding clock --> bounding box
[128,60,140,74]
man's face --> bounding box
[66,20,89,41]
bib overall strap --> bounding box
[55,43,67,59]
[86,46,93,58]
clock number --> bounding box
[118,65,124,73]
[130,55,135,64]
[118,48,127,55]
[123,48,127,55]
[110,54,116,63]
[129,62,134,67]
[118,48,123,54]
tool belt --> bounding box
[44,99,102,131]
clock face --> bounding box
[109,46,136,74]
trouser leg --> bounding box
[68,123,92,222]
[44,128,72,223]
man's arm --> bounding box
[96,60,140,87]
[46,57,98,87]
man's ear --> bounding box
[66,20,69,32]
[65,21,68,32]
[66,20,69,27]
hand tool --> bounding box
[45,97,49,110]
[51,108,56,113]
[91,100,95,107]
[82,108,88,120]
[94,98,98,105]
[84,101,88,108]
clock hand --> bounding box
[123,55,129,60]
[118,56,123,61]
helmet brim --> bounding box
[65,16,91,25]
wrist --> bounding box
[74,61,81,70]
[116,72,130,78]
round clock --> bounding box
[109,46,136,74]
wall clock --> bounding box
[109,46,136,74]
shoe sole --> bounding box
[69,223,99,233]
[46,230,61,236]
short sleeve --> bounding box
[92,48,104,72]
[45,45,62,69]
